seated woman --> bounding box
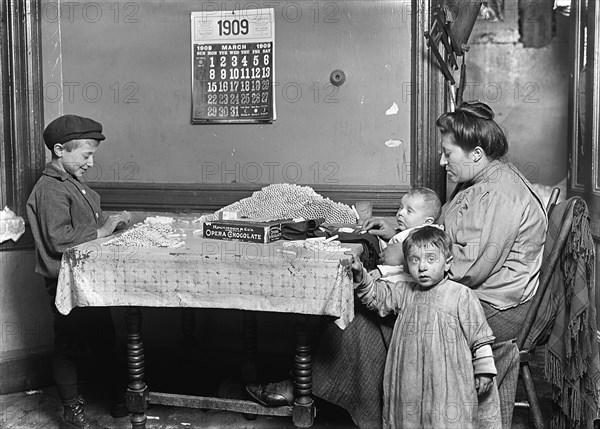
[247,101,547,428]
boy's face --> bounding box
[379,244,404,266]
[396,194,431,231]
[56,139,97,180]
[405,244,451,287]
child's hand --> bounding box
[475,375,493,396]
[98,212,131,238]
[116,210,132,229]
[341,252,364,283]
[343,253,364,284]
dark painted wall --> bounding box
[41,0,413,187]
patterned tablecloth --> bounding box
[55,216,358,329]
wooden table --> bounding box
[56,215,358,428]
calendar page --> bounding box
[191,8,276,124]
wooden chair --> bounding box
[514,188,581,428]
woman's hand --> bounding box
[362,217,398,241]
[475,375,493,396]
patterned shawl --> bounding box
[528,198,599,428]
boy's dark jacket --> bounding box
[27,162,106,280]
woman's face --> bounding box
[439,133,475,183]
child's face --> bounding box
[379,244,403,266]
[58,140,98,180]
[396,194,431,231]
[405,244,451,287]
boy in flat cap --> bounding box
[27,114,131,428]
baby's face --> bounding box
[380,244,404,266]
[395,195,431,230]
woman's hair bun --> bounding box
[457,101,494,121]
[436,100,508,159]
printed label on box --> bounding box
[203,220,283,243]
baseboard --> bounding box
[0,348,53,394]
[90,182,407,217]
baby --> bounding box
[387,187,442,246]
[370,187,442,281]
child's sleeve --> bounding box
[456,287,497,375]
[377,264,404,278]
[40,188,98,254]
[472,344,497,376]
[354,269,408,317]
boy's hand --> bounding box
[361,218,397,241]
[115,210,132,230]
[97,211,131,238]
[475,375,493,396]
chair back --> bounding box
[516,190,583,350]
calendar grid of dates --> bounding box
[193,42,274,123]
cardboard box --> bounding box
[203,219,287,244]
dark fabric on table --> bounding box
[336,232,382,272]
[281,218,325,240]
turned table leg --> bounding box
[125,307,148,429]
[293,315,314,427]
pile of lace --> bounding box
[102,217,185,248]
[204,183,357,224]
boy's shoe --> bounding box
[62,395,108,429]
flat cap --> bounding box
[43,114,105,150]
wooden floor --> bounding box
[0,386,554,429]
[0,347,557,429]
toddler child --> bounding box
[349,226,501,428]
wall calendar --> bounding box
[191,8,276,124]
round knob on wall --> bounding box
[330,69,346,86]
